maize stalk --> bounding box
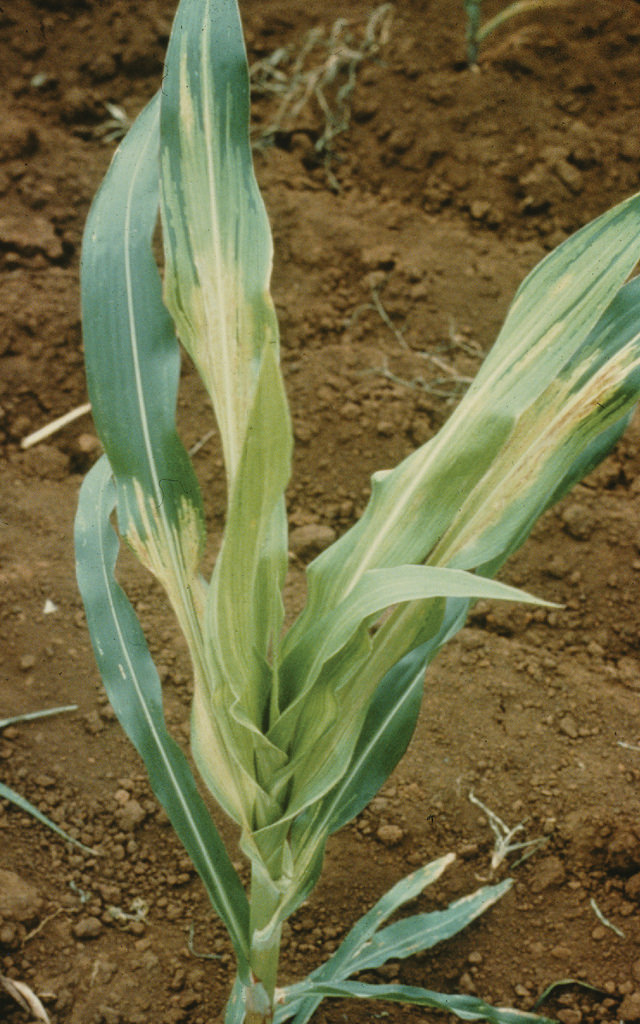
[76,0,640,1019]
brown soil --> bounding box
[1,1,640,1022]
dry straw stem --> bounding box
[0,974,51,1023]
[20,402,91,449]
[250,4,392,176]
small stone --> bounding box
[376,824,404,847]
[559,714,579,739]
[0,922,18,946]
[0,869,42,923]
[619,993,640,1022]
[73,915,103,939]
[560,503,593,540]
[530,856,566,893]
[0,213,63,260]
[289,523,336,561]
[625,873,640,901]
[19,653,36,671]
[554,158,583,194]
[470,199,491,221]
[115,799,146,832]
[549,944,572,958]
[557,1010,582,1024]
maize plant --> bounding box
[75,0,640,1020]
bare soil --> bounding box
[1,1,640,1022]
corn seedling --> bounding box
[468,791,548,875]
[75,0,640,1020]
[463,0,580,66]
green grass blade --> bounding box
[75,456,251,974]
[0,705,77,730]
[0,781,96,856]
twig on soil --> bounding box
[350,285,475,393]
[20,402,92,449]
[469,791,548,875]
[188,428,217,457]
[618,740,640,752]
[590,897,625,939]
[358,359,470,399]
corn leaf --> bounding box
[348,880,513,972]
[75,456,251,975]
[79,94,204,712]
[269,567,551,823]
[321,597,469,836]
[294,192,640,629]
[276,867,534,1024]
[283,981,553,1024]
[160,0,293,836]
[81,94,205,615]
[432,273,640,574]
[159,0,285,488]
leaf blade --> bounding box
[75,456,251,973]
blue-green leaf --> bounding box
[75,456,250,975]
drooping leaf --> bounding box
[283,980,553,1024]
[75,457,251,976]
[293,192,640,630]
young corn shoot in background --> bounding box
[75,0,640,1020]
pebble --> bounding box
[560,503,593,540]
[73,915,103,939]
[114,798,146,831]
[557,1010,582,1024]
[289,523,336,561]
[619,993,640,1022]
[0,869,42,923]
[0,212,63,260]
[530,856,566,893]
[376,823,404,847]
[559,714,579,739]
